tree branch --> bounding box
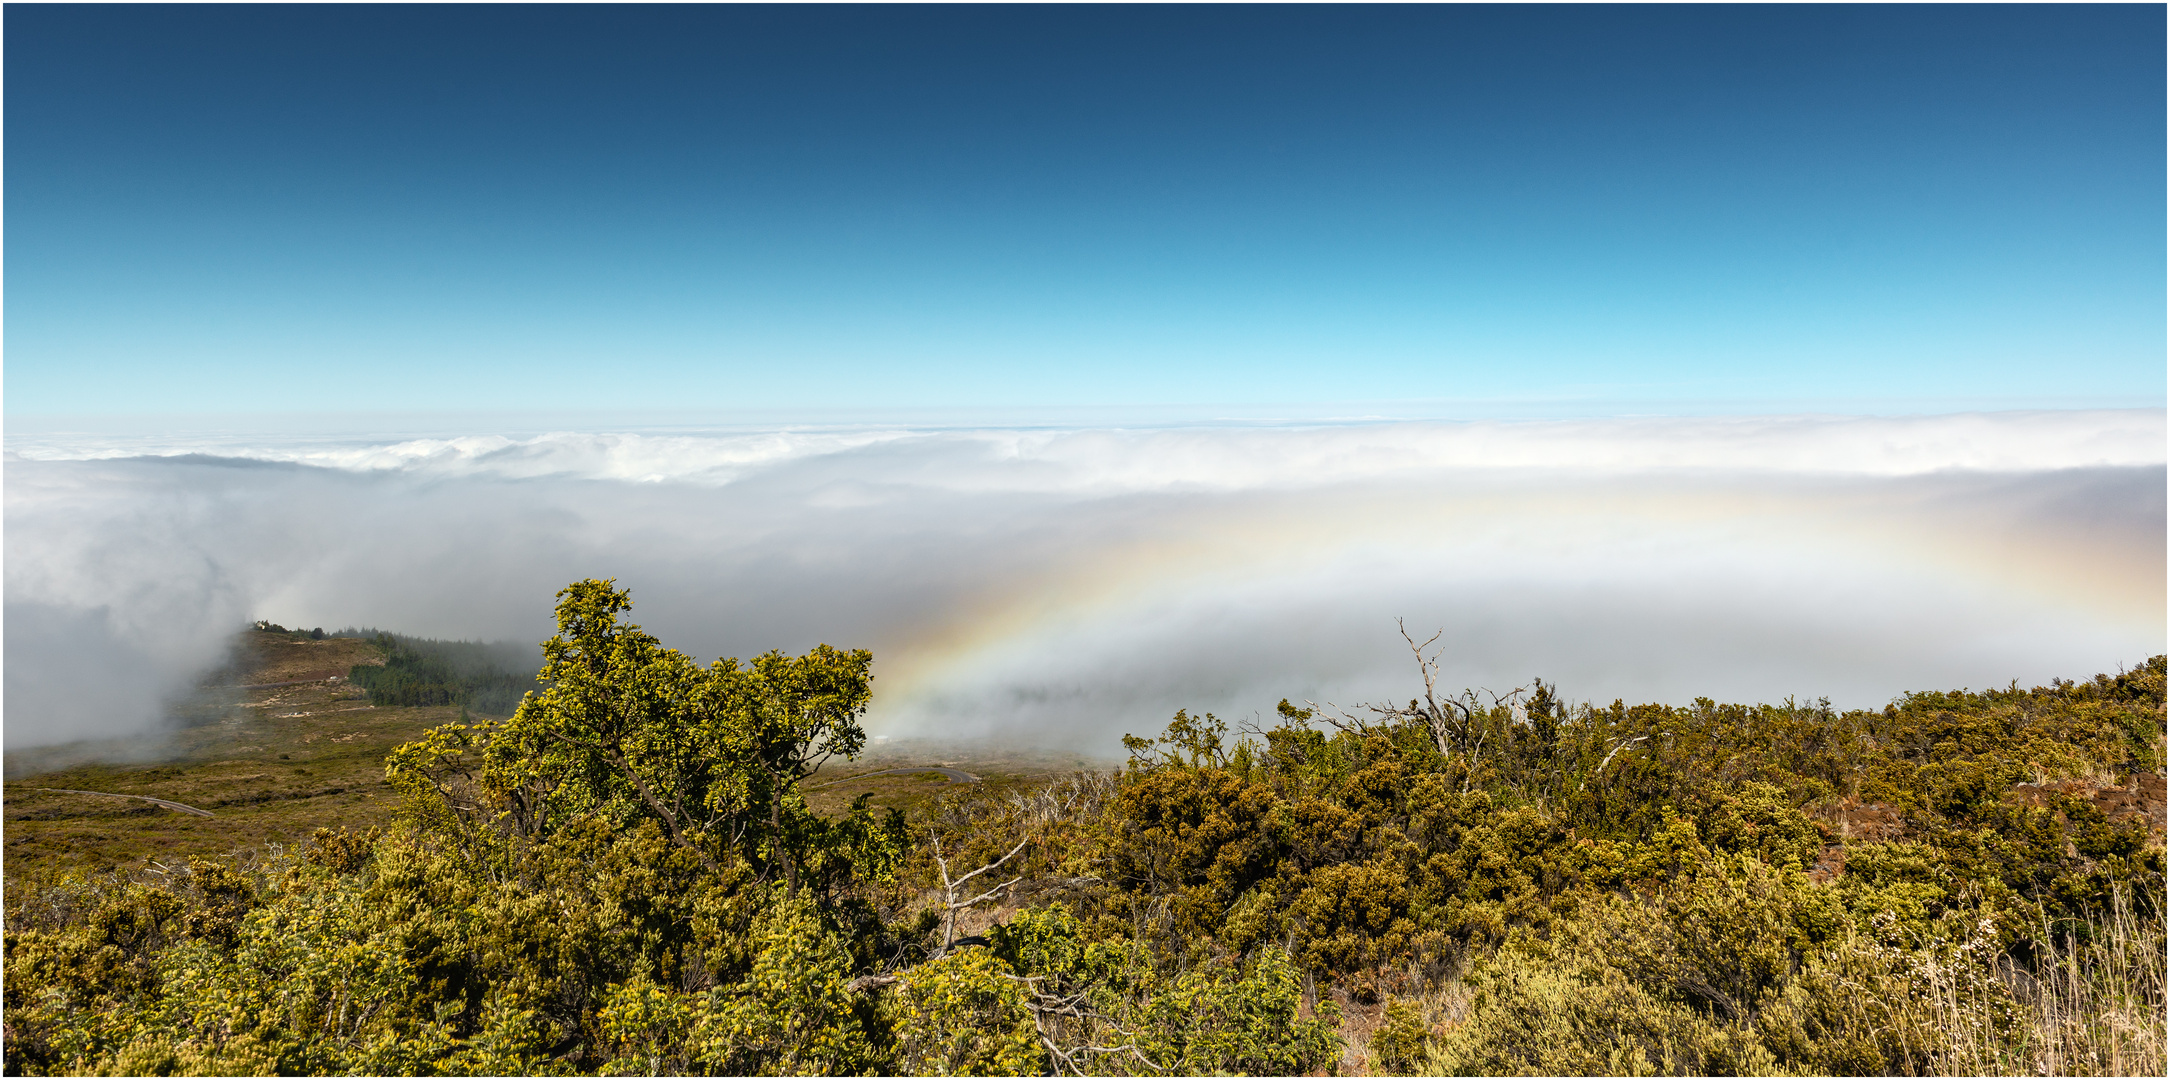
[601,745,723,875]
[933,834,1032,952]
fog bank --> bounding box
[6,411,2162,752]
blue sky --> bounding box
[6,4,2163,419]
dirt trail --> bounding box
[31,788,217,817]
[812,765,981,789]
[233,674,347,690]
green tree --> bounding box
[389,579,891,899]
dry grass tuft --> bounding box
[1911,887,2165,1077]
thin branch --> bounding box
[601,745,723,875]
[956,875,1023,913]
[932,834,1033,952]
[1589,731,1670,783]
[948,836,1033,893]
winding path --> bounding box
[811,765,980,789]
[234,675,345,690]
[31,788,217,817]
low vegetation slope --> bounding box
[2,629,542,883]
[3,631,422,881]
[4,580,2162,1076]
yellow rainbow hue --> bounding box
[872,469,2164,722]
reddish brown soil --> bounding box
[1805,774,2167,885]
[1829,797,1907,842]
[2010,773,2166,834]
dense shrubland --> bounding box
[5,582,2163,1075]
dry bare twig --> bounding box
[930,832,1031,956]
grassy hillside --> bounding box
[3,631,444,883]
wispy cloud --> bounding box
[5,411,2162,753]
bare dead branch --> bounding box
[1590,731,1669,782]
[959,875,1024,911]
[932,833,1034,952]
[948,836,1032,893]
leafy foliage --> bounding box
[7,585,2161,1075]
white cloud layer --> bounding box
[5,410,2163,754]
[11,408,2162,484]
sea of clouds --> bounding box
[5,410,2163,754]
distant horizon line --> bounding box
[5,394,2161,438]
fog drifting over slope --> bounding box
[5,411,2163,753]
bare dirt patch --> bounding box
[2011,772,2166,836]
[215,631,385,686]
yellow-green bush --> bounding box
[884,949,1045,1076]
[5,581,2159,1076]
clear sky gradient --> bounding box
[6,5,2163,418]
